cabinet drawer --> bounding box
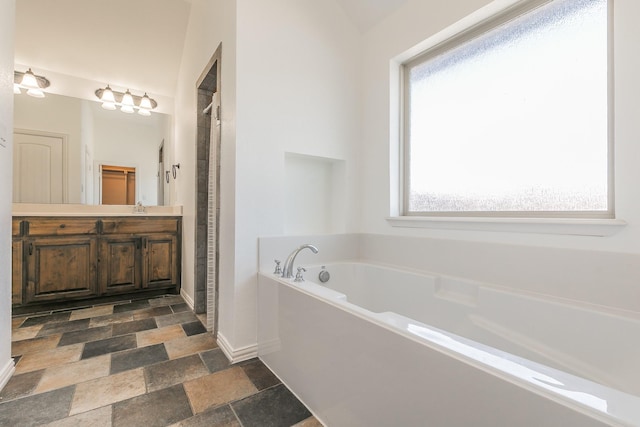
[101,217,179,235]
[27,218,98,236]
[12,220,22,237]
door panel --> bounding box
[13,131,65,203]
[144,234,178,288]
[25,237,98,303]
[99,236,142,294]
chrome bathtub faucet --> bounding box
[294,266,306,282]
[273,259,282,275]
[281,244,318,279]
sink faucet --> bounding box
[281,244,318,279]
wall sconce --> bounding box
[95,86,157,116]
[14,68,50,98]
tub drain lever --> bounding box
[294,267,306,282]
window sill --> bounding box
[386,216,627,236]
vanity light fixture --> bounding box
[95,86,158,116]
[138,93,152,116]
[14,68,50,98]
[120,90,135,114]
[99,85,117,110]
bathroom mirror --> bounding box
[13,91,171,206]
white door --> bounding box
[13,131,66,203]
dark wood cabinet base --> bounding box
[12,287,180,316]
[12,216,182,309]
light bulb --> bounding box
[121,105,135,114]
[139,93,152,110]
[122,90,134,107]
[102,102,117,110]
[100,85,116,103]
[13,84,21,94]
[27,88,45,98]
[137,107,151,116]
[21,69,39,89]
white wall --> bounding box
[174,0,361,354]
[173,0,237,340]
[359,0,640,253]
[229,0,361,350]
[0,0,15,390]
[181,0,640,354]
[13,92,82,203]
[284,153,347,235]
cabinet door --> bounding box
[99,236,142,294]
[12,240,23,305]
[143,234,178,288]
[25,236,98,303]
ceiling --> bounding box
[14,0,191,102]
[14,0,406,105]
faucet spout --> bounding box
[281,244,318,279]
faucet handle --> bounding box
[294,266,306,282]
[273,259,282,275]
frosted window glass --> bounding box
[406,0,609,214]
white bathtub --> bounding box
[257,262,640,427]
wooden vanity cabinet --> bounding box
[12,216,181,307]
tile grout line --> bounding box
[180,382,197,421]
[229,402,246,427]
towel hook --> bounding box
[172,163,180,179]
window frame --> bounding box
[400,0,615,219]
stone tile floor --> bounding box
[1,295,322,427]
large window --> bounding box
[403,0,610,218]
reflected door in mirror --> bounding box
[101,165,136,205]
[13,131,66,203]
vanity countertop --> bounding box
[12,203,183,217]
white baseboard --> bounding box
[180,289,194,310]
[0,358,15,392]
[217,332,258,364]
